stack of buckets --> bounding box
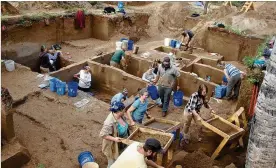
[164,38,181,49]
[49,78,78,97]
[117,38,134,50]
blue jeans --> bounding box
[158,86,173,112]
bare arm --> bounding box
[103,135,122,142]
[145,159,164,168]
[126,106,136,125]
[224,69,230,81]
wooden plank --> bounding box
[167,148,174,162]
[202,120,229,138]
[228,107,244,123]
[216,115,242,131]
[127,127,174,152]
[157,153,163,165]
[211,137,229,159]
[142,117,181,133]
[228,129,244,141]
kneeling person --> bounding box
[110,138,164,168]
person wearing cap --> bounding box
[110,138,164,168]
[222,62,246,100]
[110,88,128,105]
[100,101,129,168]
[153,57,180,117]
[74,66,92,92]
[110,46,127,69]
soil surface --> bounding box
[2,1,266,167]
[130,131,171,147]
[1,64,43,103]
[14,90,110,168]
[145,122,174,131]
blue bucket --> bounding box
[56,81,66,96]
[222,75,228,83]
[173,91,184,107]
[175,41,181,49]
[172,130,183,141]
[147,85,159,100]
[170,40,177,48]
[128,40,134,50]
[118,1,124,9]
[68,81,78,97]
[49,78,57,92]
[120,38,128,42]
[78,151,94,167]
[215,85,227,99]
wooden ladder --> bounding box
[240,1,255,13]
[224,1,232,7]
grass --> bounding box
[224,25,244,36]
[243,36,272,84]
[37,163,45,168]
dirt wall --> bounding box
[236,79,253,115]
[126,56,152,78]
[1,106,15,142]
[50,61,87,82]
[1,16,92,69]
[87,61,147,96]
[91,15,110,41]
[178,71,216,98]
[91,52,114,65]
[200,58,220,67]
[203,27,264,61]
[192,63,224,84]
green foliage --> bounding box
[231,1,245,7]
[37,163,45,168]
[224,25,245,36]
[243,37,271,84]
[88,1,99,6]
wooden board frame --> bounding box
[201,114,245,159]
[142,118,181,133]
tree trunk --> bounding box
[245,40,276,167]
[203,2,209,15]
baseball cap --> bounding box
[163,57,170,63]
[145,138,163,153]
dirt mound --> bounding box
[182,150,214,168]
[208,5,237,20]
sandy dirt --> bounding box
[2,1,267,167]
[14,90,110,168]
[1,64,43,103]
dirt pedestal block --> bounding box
[1,139,30,168]
[1,107,15,141]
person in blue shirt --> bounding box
[222,62,246,100]
[110,88,128,105]
[126,89,151,126]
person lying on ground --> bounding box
[99,102,129,168]
[181,84,215,145]
[74,66,92,92]
[222,62,246,100]
[110,88,128,105]
[181,30,194,53]
[126,89,151,126]
[142,68,156,83]
[110,138,164,168]
[38,45,55,72]
[110,46,127,69]
[153,57,180,117]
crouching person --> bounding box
[110,138,164,168]
[100,102,129,168]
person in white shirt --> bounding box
[142,68,156,83]
[110,138,164,168]
[74,66,92,92]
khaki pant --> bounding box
[110,61,120,68]
[182,110,202,139]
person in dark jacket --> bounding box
[38,45,55,72]
[181,30,194,53]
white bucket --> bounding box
[115,41,123,49]
[82,162,99,168]
[164,38,171,46]
[4,60,15,72]
[122,40,128,50]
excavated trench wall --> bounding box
[203,27,264,61]
[91,53,217,97]
[50,60,147,96]
[1,12,150,70]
